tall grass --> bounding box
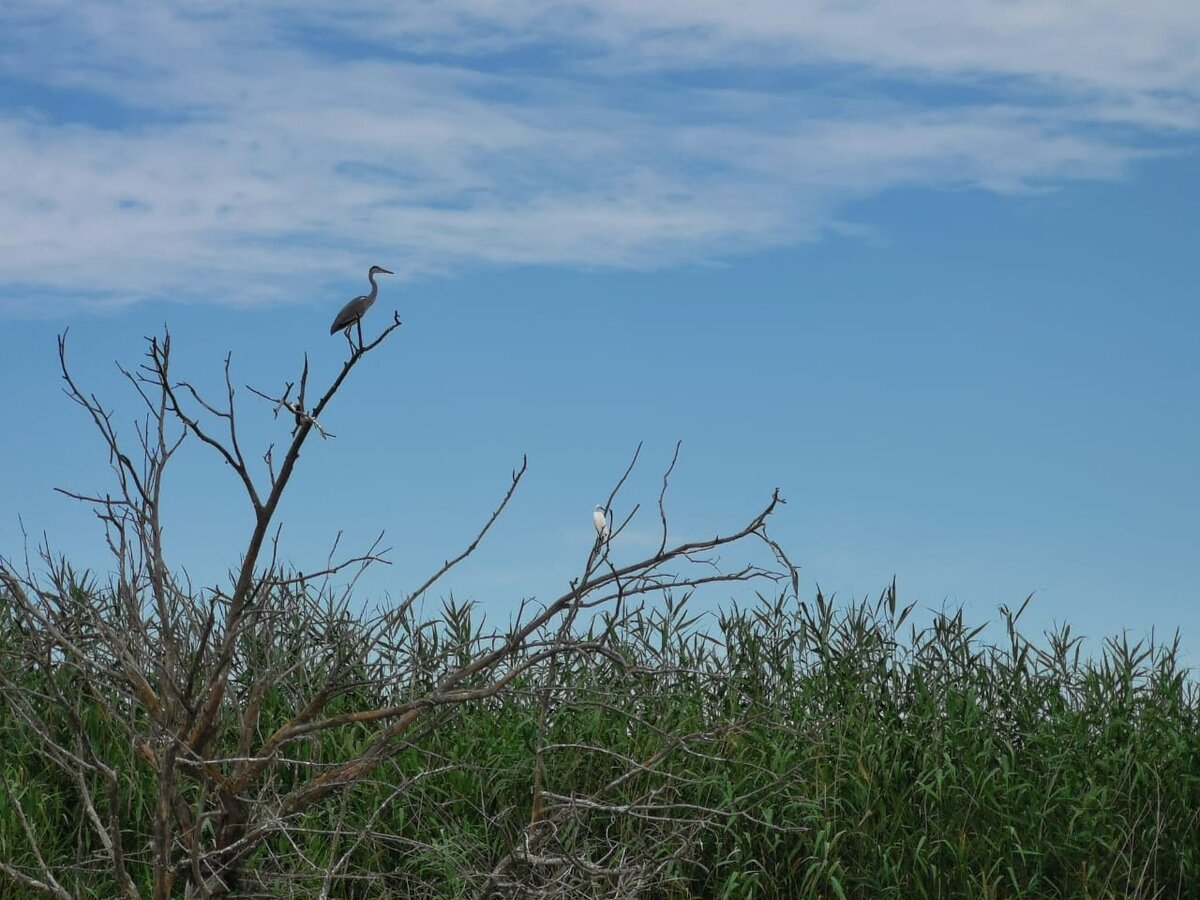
[3,583,1197,898]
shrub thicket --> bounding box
[3,583,1196,898]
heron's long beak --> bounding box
[379,267,394,275]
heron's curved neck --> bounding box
[366,270,381,300]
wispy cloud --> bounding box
[1,1,1196,314]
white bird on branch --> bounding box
[593,504,610,541]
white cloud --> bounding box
[0,1,1196,314]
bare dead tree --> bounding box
[0,313,796,898]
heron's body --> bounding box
[593,505,609,540]
[330,265,393,335]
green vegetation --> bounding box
[3,582,1197,898]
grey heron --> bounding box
[593,504,610,540]
[330,265,393,336]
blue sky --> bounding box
[1,2,1198,657]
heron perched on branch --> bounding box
[330,265,393,338]
[593,504,610,541]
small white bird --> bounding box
[593,504,610,540]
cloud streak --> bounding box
[0,1,1196,314]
